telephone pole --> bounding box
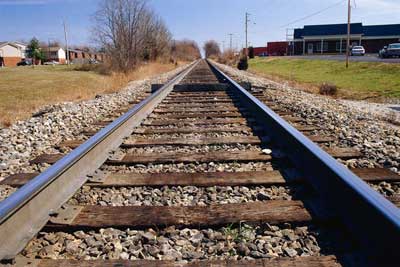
[245,12,250,56]
[228,33,233,50]
[63,20,70,66]
[345,0,351,68]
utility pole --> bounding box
[48,38,51,65]
[228,33,233,50]
[245,12,250,56]
[63,20,70,66]
[345,0,351,68]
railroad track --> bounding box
[0,59,399,266]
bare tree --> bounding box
[72,45,93,52]
[92,0,172,72]
[141,13,172,61]
[203,40,221,59]
[41,40,62,48]
[218,48,239,65]
[171,39,201,61]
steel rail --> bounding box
[0,60,199,260]
[208,60,400,263]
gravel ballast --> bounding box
[104,162,275,174]
[22,224,328,260]
[68,185,295,206]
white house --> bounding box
[43,47,66,64]
[0,42,22,67]
[12,41,27,59]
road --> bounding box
[287,54,400,64]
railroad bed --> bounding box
[0,60,399,266]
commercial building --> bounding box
[292,23,400,55]
[252,47,268,56]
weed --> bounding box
[223,222,254,242]
[319,82,338,96]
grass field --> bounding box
[0,63,178,126]
[248,57,400,101]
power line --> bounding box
[280,0,347,28]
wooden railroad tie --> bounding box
[33,255,341,267]
[157,104,241,109]
[46,201,312,228]
[135,126,252,134]
[154,107,241,113]
[143,118,248,126]
[5,168,400,188]
[3,169,400,209]
[56,134,334,150]
[30,146,362,165]
[150,112,245,119]
[108,151,272,165]
[160,98,235,103]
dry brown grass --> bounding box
[218,50,239,66]
[0,62,181,127]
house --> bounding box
[292,23,400,55]
[43,47,66,64]
[68,49,105,64]
[0,42,22,67]
[13,41,27,59]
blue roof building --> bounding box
[292,23,400,55]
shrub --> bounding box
[237,55,248,70]
[217,49,238,66]
[319,82,337,96]
[248,46,255,59]
[74,63,112,76]
[96,64,112,75]
[74,64,94,72]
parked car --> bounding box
[379,43,400,58]
[89,58,99,64]
[350,46,365,56]
[44,60,60,65]
[16,59,31,66]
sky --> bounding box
[0,0,399,50]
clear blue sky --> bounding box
[1,0,399,50]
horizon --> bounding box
[1,0,399,50]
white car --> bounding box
[350,46,365,56]
[44,60,60,65]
